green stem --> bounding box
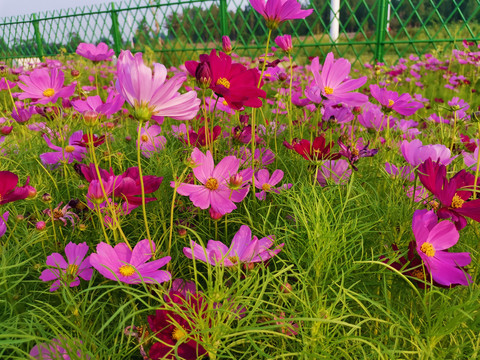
[288,53,294,142]
[473,123,480,200]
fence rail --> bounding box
[0,0,479,66]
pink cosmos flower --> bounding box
[412,209,471,286]
[17,67,76,105]
[137,122,167,158]
[274,35,293,53]
[316,159,352,186]
[358,103,393,131]
[76,42,115,62]
[39,242,93,292]
[249,0,313,29]
[30,338,88,360]
[116,50,200,121]
[401,139,456,167]
[306,53,368,106]
[173,148,249,215]
[385,163,414,182]
[90,239,171,284]
[0,211,8,238]
[183,225,283,266]
[71,93,125,118]
[370,84,423,116]
[254,169,292,200]
[40,130,87,165]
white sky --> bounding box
[0,0,123,18]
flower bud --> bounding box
[35,221,46,231]
[281,282,293,294]
[26,186,37,199]
[78,223,87,231]
[71,69,80,77]
[222,36,232,55]
[228,173,243,190]
[195,62,212,88]
[278,73,288,82]
[177,228,187,237]
[1,126,13,135]
[16,214,24,222]
[209,207,223,220]
[83,110,98,126]
[42,193,52,203]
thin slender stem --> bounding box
[473,123,480,200]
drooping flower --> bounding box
[11,101,37,124]
[185,50,266,110]
[40,130,87,165]
[116,50,200,122]
[412,209,471,286]
[137,122,167,158]
[254,169,292,200]
[249,0,313,29]
[370,84,423,116]
[183,225,283,266]
[42,202,79,227]
[174,148,249,215]
[148,291,207,360]
[306,53,368,106]
[17,67,76,105]
[76,42,115,62]
[0,211,8,238]
[89,239,171,284]
[418,158,480,229]
[338,138,378,171]
[0,171,31,205]
[39,242,93,292]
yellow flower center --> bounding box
[65,145,75,153]
[172,326,187,341]
[67,264,79,275]
[388,99,395,107]
[451,194,464,209]
[0,194,3,202]
[119,264,136,277]
[228,256,239,264]
[53,209,63,219]
[420,242,435,257]
[216,77,231,89]
[141,134,149,142]
[222,100,229,106]
[324,86,334,95]
[262,183,271,191]
[43,88,55,97]
[411,269,424,280]
[351,147,359,156]
[205,177,219,190]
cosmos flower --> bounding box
[89,239,171,285]
[306,53,368,106]
[39,242,93,292]
[137,122,167,158]
[183,225,283,266]
[174,148,249,215]
[17,67,76,105]
[316,159,352,186]
[40,130,87,165]
[71,93,125,118]
[29,337,88,360]
[254,169,292,200]
[116,50,200,122]
[284,135,340,162]
[0,170,31,205]
[0,211,8,238]
[274,34,293,53]
[412,209,471,286]
[401,139,456,167]
[370,84,423,116]
[76,42,115,62]
[249,0,313,29]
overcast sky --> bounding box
[0,0,124,18]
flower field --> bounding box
[1,1,480,359]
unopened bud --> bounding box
[352,106,362,115]
[26,186,37,199]
[177,228,187,237]
[195,62,212,88]
[71,69,80,77]
[35,221,46,231]
[83,110,98,126]
[222,36,232,55]
[209,207,223,220]
[281,283,293,294]
[78,224,87,231]
[42,193,52,203]
[1,126,13,135]
[278,73,287,82]
[16,214,24,222]
[228,173,243,189]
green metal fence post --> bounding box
[374,0,388,62]
[219,0,228,36]
[110,2,122,56]
[32,14,45,60]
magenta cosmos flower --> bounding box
[174,148,249,215]
[249,0,313,29]
[0,171,31,205]
[30,338,88,360]
[40,130,87,165]
[412,209,471,286]
[17,67,76,105]
[90,239,171,284]
[116,50,200,122]
[274,34,293,53]
[39,242,92,292]
[316,159,352,186]
[76,42,115,62]
[184,225,283,266]
[370,84,423,116]
[306,53,368,106]
[0,211,8,238]
[71,93,125,118]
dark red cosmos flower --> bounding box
[284,135,340,162]
[73,134,106,148]
[460,133,477,152]
[147,291,207,360]
[0,171,32,205]
[75,164,162,206]
[418,158,480,229]
[183,125,222,147]
[185,50,266,110]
